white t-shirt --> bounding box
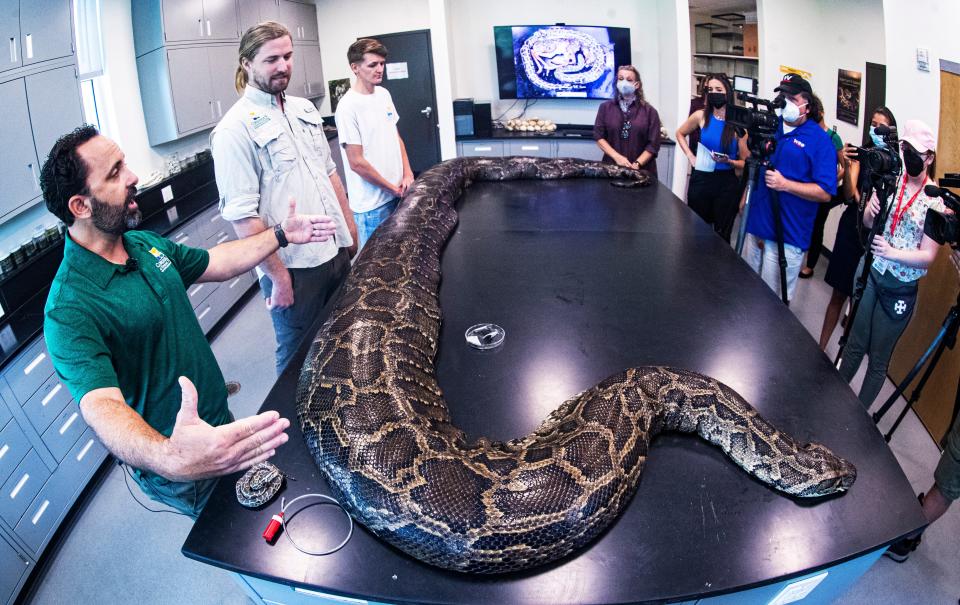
[334,86,403,213]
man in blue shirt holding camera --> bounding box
[743,74,837,302]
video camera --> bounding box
[726,92,785,158]
[924,178,960,248]
[848,125,901,183]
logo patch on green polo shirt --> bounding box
[149,247,171,272]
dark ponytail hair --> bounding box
[701,73,736,150]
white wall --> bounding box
[447,1,663,126]
[657,0,691,194]
[313,0,430,117]
[883,0,960,139]
[757,0,885,146]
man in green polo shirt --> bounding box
[40,125,339,517]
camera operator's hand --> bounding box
[842,143,860,164]
[764,168,789,191]
[864,195,881,225]
[870,234,894,260]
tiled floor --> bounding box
[20,239,960,605]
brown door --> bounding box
[887,61,960,443]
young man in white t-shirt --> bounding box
[334,38,414,249]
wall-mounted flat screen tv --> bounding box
[494,25,632,100]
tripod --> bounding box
[834,170,901,366]
[872,288,960,442]
[734,139,789,305]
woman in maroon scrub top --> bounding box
[593,65,662,177]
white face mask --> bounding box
[781,100,805,123]
[617,80,636,96]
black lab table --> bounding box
[184,178,923,605]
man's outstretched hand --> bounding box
[161,377,290,482]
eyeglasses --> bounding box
[621,120,632,140]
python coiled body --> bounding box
[295,157,856,574]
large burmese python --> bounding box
[295,157,856,574]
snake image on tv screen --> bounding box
[494,25,632,100]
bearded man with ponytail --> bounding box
[212,22,358,375]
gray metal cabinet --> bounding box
[0,79,41,218]
[0,533,31,605]
[299,43,325,99]
[0,3,21,73]
[0,420,32,487]
[0,450,50,527]
[282,1,317,42]
[457,141,505,157]
[207,43,241,118]
[168,46,217,134]
[507,140,555,158]
[160,0,239,44]
[556,139,603,161]
[18,0,73,67]
[25,65,84,168]
[21,374,71,435]
[238,0,282,33]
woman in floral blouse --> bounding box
[838,120,946,408]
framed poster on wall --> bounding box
[837,69,862,126]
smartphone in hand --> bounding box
[711,151,730,162]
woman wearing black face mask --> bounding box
[676,74,748,242]
[838,119,946,409]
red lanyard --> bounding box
[889,174,927,236]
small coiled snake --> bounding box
[295,157,857,574]
[236,462,285,508]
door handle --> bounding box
[8,37,16,63]
[24,34,32,59]
[206,20,212,37]
[421,106,433,119]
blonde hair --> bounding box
[616,65,645,105]
[234,21,292,94]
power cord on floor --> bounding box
[118,460,192,518]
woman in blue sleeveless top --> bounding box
[676,74,747,242]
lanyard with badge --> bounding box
[889,173,928,236]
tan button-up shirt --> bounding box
[211,86,352,270]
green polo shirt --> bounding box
[44,230,230,445]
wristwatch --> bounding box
[274,223,289,248]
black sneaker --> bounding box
[885,534,922,562]
[885,493,926,563]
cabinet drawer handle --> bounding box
[198,18,203,37]
[24,34,32,59]
[0,444,8,460]
[474,146,492,152]
[206,20,212,37]
[209,214,222,223]
[229,278,241,289]
[59,412,78,435]
[197,307,211,320]
[189,284,204,297]
[8,37,15,63]
[10,473,29,499]
[216,234,230,244]
[41,383,62,406]
[77,439,94,461]
[520,145,539,151]
[31,499,49,525]
[24,352,46,375]
[209,101,216,120]
[216,99,222,117]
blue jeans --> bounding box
[259,249,350,375]
[353,198,399,250]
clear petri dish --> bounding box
[464,323,505,350]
